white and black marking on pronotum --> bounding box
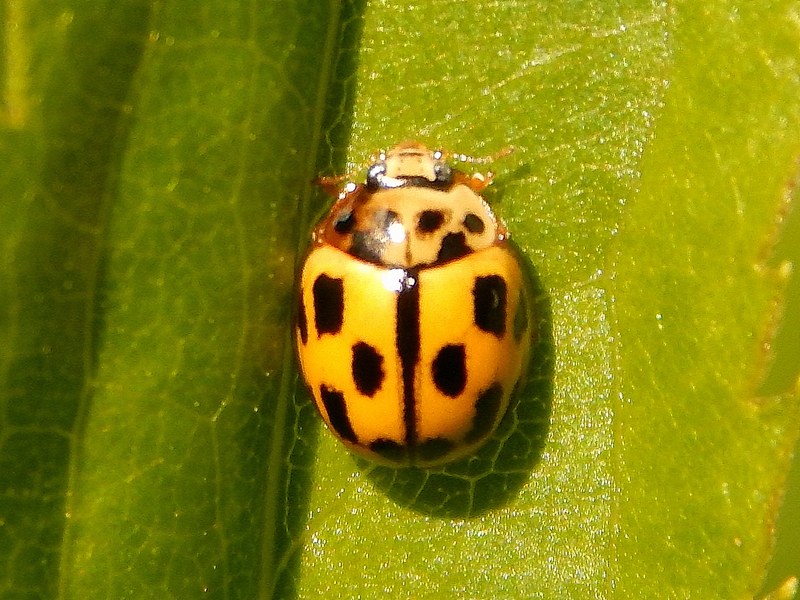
[416,209,447,234]
[325,159,494,270]
[433,232,472,265]
[462,212,486,234]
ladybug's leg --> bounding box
[452,170,495,193]
[315,175,351,198]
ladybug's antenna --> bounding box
[445,146,514,165]
[314,147,390,197]
[315,174,359,199]
[441,146,514,193]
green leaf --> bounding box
[1,0,799,599]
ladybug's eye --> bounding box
[433,161,452,184]
[366,162,387,189]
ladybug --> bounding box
[295,141,532,467]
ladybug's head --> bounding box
[366,142,453,191]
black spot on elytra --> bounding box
[436,232,472,264]
[513,290,529,343]
[320,385,357,444]
[432,344,467,397]
[313,274,344,336]
[416,437,456,463]
[417,209,446,234]
[351,342,385,397]
[465,382,504,443]
[369,438,406,463]
[297,294,308,345]
[463,213,485,234]
[333,208,356,234]
[473,275,507,337]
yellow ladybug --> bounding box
[296,141,532,466]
